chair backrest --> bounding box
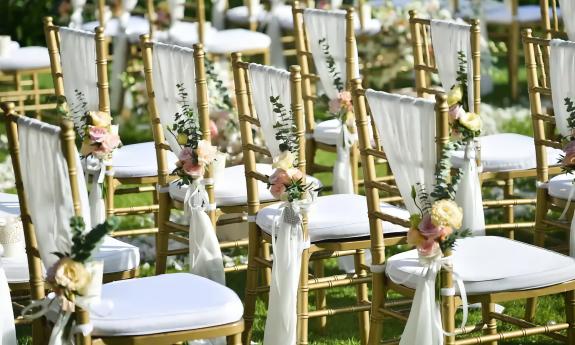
[146,0,206,43]
[232,54,305,215]
[409,12,481,114]
[351,80,449,286]
[524,30,573,183]
[541,0,571,39]
[44,17,110,120]
[2,103,86,302]
[140,36,216,221]
[292,3,358,134]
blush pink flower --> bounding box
[196,140,218,165]
[182,160,204,178]
[269,169,291,186]
[178,147,196,163]
[100,132,121,153]
[329,91,353,114]
[88,126,107,143]
[448,105,464,123]
[209,120,219,139]
[418,239,440,257]
[270,183,286,199]
[418,214,443,240]
[286,168,303,181]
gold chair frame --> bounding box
[352,82,575,345]
[409,12,562,239]
[292,3,361,193]
[233,54,377,345]
[43,18,161,238]
[541,0,568,39]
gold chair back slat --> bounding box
[541,0,567,39]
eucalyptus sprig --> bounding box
[455,51,469,112]
[270,95,299,156]
[170,83,202,149]
[319,38,344,93]
[431,142,462,201]
[205,58,233,112]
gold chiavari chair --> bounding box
[147,0,271,64]
[541,0,568,39]
[44,18,170,238]
[3,102,244,345]
[140,36,271,275]
[410,12,563,239]
[292,4,362,193]
[352,81,575,345]
[233,55,410,345]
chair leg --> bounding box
[525,297,537,322]
[242,223,261,345]
[313,260,327,333]
[228,332,242,345]
[565,290,575,344]
[354,249,369,345]
[481,302,497,345]
[154,191,171,274]
[105,174,116,219]
[504,178,515,240]
[297,247,310,345]
[367,272,385,345]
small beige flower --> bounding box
[446,85,462,107]
[88,111,112,128]
[431,199,463,229]
[459,112,482,132]
[51,258,92,295]
[272,150,295,170]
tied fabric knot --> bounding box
[333,123,357,195]
[83,156,108,225]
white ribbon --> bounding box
[83,156,107,226]
[558,183,575,257]
[393,254,468,345]
[211,0,227,30]
[332,123,356,195]
[454,141,485,236]
[263,198,313,345]
[0,246,17,345]
[184,180,225,285]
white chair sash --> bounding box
[268,0,287,68]
[17,117,91,269]
[69,0,87,28]
[168,0,186,27]
[454,141,485,236]
[0,247,16,345]
[59,28,98,126]
[365,90,436,214]
[248,63,305,345]
[430,19,474,113]
[151,42,224,285]
[559,0,575,40]
[211,0,227,29]
[550,39,575,257]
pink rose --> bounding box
[329,98,342,114]
[418,214,443,240]
[209,120,219,140]
[179,147,196,163]
[182,160,204,178]
[269,169,291,186]
[448,105,464,123]
[286,168,303,181]
[196,140,218,165]
[418,238,439,257]
[100,132,121,153]
[270,183,286,199]
[89,126,107,143]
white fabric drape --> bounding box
[366,90,437,213]
[550,39,575,256]
[559,0,575,40]
[430,19,474,113]
[0,246,16,345]
[211,0,227,29]
[248,63,305,345]
[454,142,485,235]
[59,28,98,126]
[70,0,87,28]
[248,63,292,158]
[168,0,186,26]
[152,42,224,286]
[17,117,91,269]
[267,0,287,68]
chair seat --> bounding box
[112,142,177,178]
[548,173,575,200]
[205,29,272,54]
[484,4,545,24]
[356,18,382,36]
[0,46,50,71]
[257,194,409,243]
[0,193,20,220]
[169,164,320,207]
[386,236,575,295]
[91,273,243,336]
[226,5,294,29]
[450,133,563,172]
[313,119,342,146]
[82,16,150,37]
[3,254,28,284]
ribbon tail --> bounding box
[332,126,354,195]
[48,311,73,345]
[560,184,575,220]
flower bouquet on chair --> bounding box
[557,97,575,256]
[22,217,119,345]
[168,82,225,284]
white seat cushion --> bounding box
[3,254,28,284]
[386,236,575,295]
[0,193,20,219]
[0,47,50,71]
[451,133,563,172]
[548,173,575,200]
[169,164,321,207]
[313,119,342,146]
[226,5,270,24]
[484,4,544,24]
[112,142,177,178]
[257,194,409,242]
[92,273,243,336]
[81,16,150,37]
[163,21,218,47]
[205,29,271,54]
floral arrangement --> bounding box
[560,98,575,174]
[170,83,219,185]
[407,144,470,257]
[267,96,319,202]
[446,51,481,143]
[154,1,172,30]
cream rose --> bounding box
[51,258,91,295]
[459,112,482,132]
[272,150,295,170]
[88,111,112,128]
[446,85,462,107]
[430,199,463,229]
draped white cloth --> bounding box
[70,0,87,28]
[303,8,359,195]
[168,0,186,26]
[430,19,485,234]
[0,246,16,345]
[248,63,305,345]
[559,0,575,40]
[550,39,575,256]
[366,91,437,213]
[211,0,227,29]
[151,42,224,285]
[268,0,287,68]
